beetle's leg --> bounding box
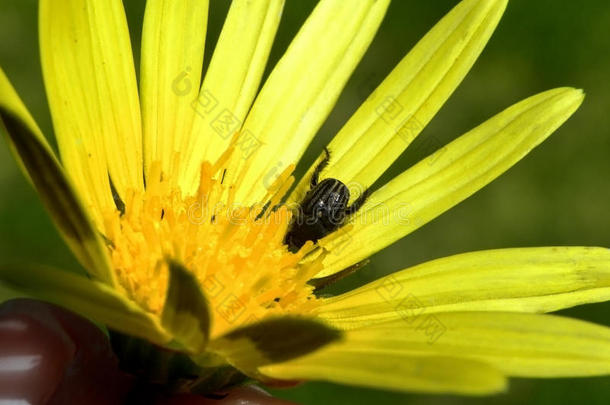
[345,187,371,216]
[309,259,370,293]
[310,147,331,187]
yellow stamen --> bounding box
[103,160,321,337]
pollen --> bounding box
[102,157,323,337]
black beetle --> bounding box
[284,148,370,252]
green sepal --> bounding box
[209,316,343,373]
[188,366,250,395]
[110,332,249,395]
[110,332,201,386]
[161,260,212,353]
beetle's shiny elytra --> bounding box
[284,148,370,252]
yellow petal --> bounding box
[40,0,143,219]
[315,247,610,329]
[0,263,169,345]
[140,0,209,181]
[319,88,584,276]
[319,312,610,378]
[0,67,116,285]
[179,0,285,194]
[290,0,507,204]
[260,350,506,395]
[229,0,390,205]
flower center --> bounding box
[102,159,323,337]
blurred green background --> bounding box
[1,0,610,404]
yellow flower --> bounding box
[1,0,610,396]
